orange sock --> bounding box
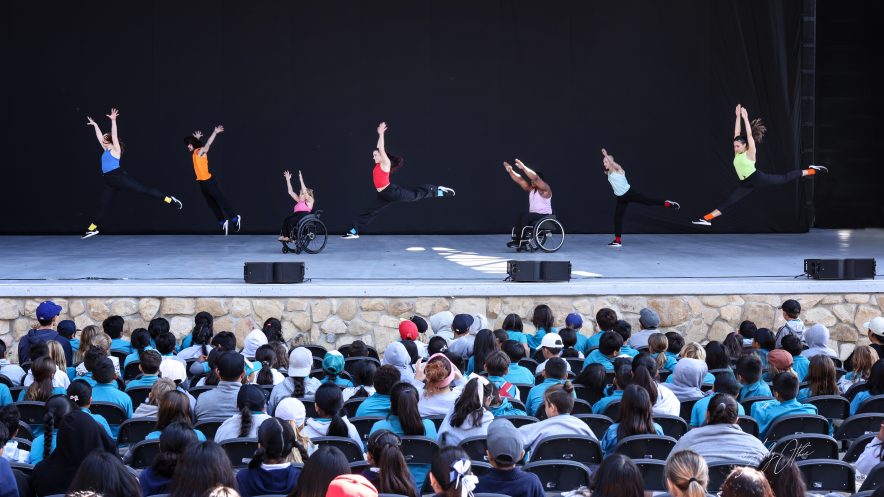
[805,168,816,176]
[703,213,715,221]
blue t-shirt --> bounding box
[504,365,536,386]
[592,389,624,415]
[146,428,207,442]
[527,327,557,351]
[111,338,133,354]
[583,349,615,371]
[851,390,872,416]
[0,385,11,407]
[322,376,354,388]
[370,415,436,489]
[793,355,810,382]
[601,422,664,455]
[18,386,66,402]
[507,331,529,345]
[525,378,569,417]
[126,375,160,391]
[651,352,678,371]
[29,429,58,464]
[81,408,114,438]
[124,347,156,369]
[354,394,391,418]
[751,398,818,440]
[91,382,134,436]
[739,380,772,401]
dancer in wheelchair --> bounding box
[341,122,456,239]
[184,124,242,235]
[504,159,552,248]
[602,148,680,247]
[279,169,314,242]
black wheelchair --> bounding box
[511,214,565,252]
[280,210,328,254]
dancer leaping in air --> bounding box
[83,108,182,239]
[602,148,680,247]
[692,105,827,226]
[342,122,455,239]
[184,125,242,235]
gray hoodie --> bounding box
[438,409,494,446]
[383,342,415,383]
[801,324,838,359]
[666,358,708,402]
[669,423,769,466]
[429,311,455,342]
[518,414,598,459]
[775,319,807,348]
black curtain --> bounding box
[0,0,806,235]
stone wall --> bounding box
[0,294,880,362]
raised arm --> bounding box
[740,107,756,158]
[514,159,551,197]
[86,116,106,150]
[601,148,624,174]
[734,104,742,138]
[283,170,300,202]
[298,170,308,192]
[106,108,121,156]
[199,125,224,156]
[503,162,531,192]
[376,122,392,171]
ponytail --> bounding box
[249,418,296,469]
[42,396,73,460]
[655,352,667,372]
[289,376,306,398]
[239,407,253,438]
[314,383,348,437]
[368,430,418,497]
[256,361,274,386]
[43,415,55,457]
[664,450,709,497]
[707,393,739,425]
[750,118,766,144]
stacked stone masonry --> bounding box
[0,294,880,362]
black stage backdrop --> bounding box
[0,1,806,235]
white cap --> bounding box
[540,333,564,349]
[241,329,268,358]
[275,397,307,425]
[866,316,884,337]
[287,347,313,377]
[159,358,187,383]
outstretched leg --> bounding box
[199,181,226,223]
[693,168,819,225]
[344,196,392,238]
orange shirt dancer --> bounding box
[184,125,241,235]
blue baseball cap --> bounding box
[57,320,77,338]
[452,314,474,333]
[36,301,63,321]
[323,350,346,375]
[566,313,583,328]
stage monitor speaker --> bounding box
[244,262,274,284]
[804,258,876,280]
[273,262,305,283]
[507,260,571,282]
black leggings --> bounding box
[282,212,309,236]
[198,178,237,223]
[95,169,166,224]
[716,170,804,213]
[513,212,547,240]
[352,183,437,231]
[614,189,667,238]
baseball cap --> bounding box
[216,351,246,380]
[486,418,524,464]
[275,397,307,425]
[399,320,419,341]
[410,316,428,334]
[540,333,563,349]
[288,347,313,377]
[36,301,63,321]
[781,299,801,316]
[565,313,583,328]
[767,349,793,370]
[639,308,661,328]
[452,314,474,333]
[57,320,77,338]
[159,358,187,383]
[326,474,378,497]
[322,350,345,375]
[866,316,884,337]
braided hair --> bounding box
[43,396,73,459]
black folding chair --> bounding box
[194,418,227,441]
[571,398,593,415]
[459,436,490,462]
[678,399,699,423]
[858,394,884,415]
[514,383,533,402]
[566,358,585,374]
[740,396,774,413]
[523,460,592,492]
[400,436,440,465]
[843,433,877,463]
[518,358,538,374]
[0,375,12,387]
[188,385,216,399]
[765,414,830,442]
[530,435,602,465]
[219,437,259,468]
[90,401,128,426]
[469,461,493,478]
[574,384,604,405]
[343,397,365,417]
[835,414,884,446]
[337,344,380,361]
[123,360,142,381]
[498,415,538,428]
[14,401,46,427]
[770,434,839,461]
[426,415,445,432]
[737,415,760,438]
[312,436,364,462]
[110,349,129,364]
[128,439,161,469]
[126,387,152,410]
[11,438,31,452]
[16,421,34,441]
[574,414,614,440]
[349,416,384,444]
[634,459,667,491]
[509,398,527,413]
[602,399,621,422]
[708,368,735,382]
[304,345,328,359]
[845,382,868,401]
[10,462,34,475]
[614,434,677,460]
[343,357,381,377]
[805,395,851,420]
[654,414,689,440]
[859,461,884,492]
[707,461,745,492]
[797,459,856,494]
[116,417,156,449]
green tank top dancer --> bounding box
[733,152,756,181]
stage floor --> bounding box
[0,230,881,296]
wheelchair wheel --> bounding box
[297,218,328,254]
[533,218,565,252]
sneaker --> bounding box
[608,240,621,247]
[169,196,183,209]
[233,215,242,232]
[666,200,681,210]
[506,240,520,248]
[692,219,712,226]
[437,186,456,197]
[221,220,229,236]
[82,230,99,239]
[278,236,290,242]
[341,229,359,239]
[809,165,829,173]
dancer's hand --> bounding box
[740,107,748,119]
[503,161,514,173]
[298,170,303,180]
[735,104,742,117]
[514,159,527,170]
[193,130,203,140]
[283,170,292,181]
[377,122,388,135]
[86,116,97,127]
[214,125,224,134]
[107,108,119,120]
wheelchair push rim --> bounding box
[533,218,565,252]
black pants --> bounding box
[717,170,804,213]
[352,183,437,231]
[614,189,667,237]
[95,169,166,224]
[198,177,237,223]
[282,212,309,236]
[513,212,547,240]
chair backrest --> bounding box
[573,384,604,405]
[90,401,128,425]
[10,462,35,475]
[128,439,161,469]
[614,434,677,460]
[654,415,689,440]
[126,387,152,410]
[116,417,157,448]
[9,386,25,401]
[571,399,592,415]
[766,414,830,442]
[518,358,538,374]
[860,461,884,492]
[16,421,34,441]
[531,435,602,465]
[797,459,856,494]
[14,401,46,426]
[566,358,585,374]
[737,415,759,438]
[634,459,667,491]
[188,385,216,399]
[219,437,259,468]
[708,368,734,381]
[707,461,745,492]
[349,416,385,443]
[469,461,493,477]
[305,345,328,359]
[658,369,672,382]
[0,374,13,387]
[574,414,614,440]
[498,415,538,428]
[337,344,380,361]
[770,434,840,461]
[399,436,441,465]
[194,418,227,441]
[459,435,490,462]
[678,399,699,423]
[312,436,364,462]
[426,415,445,432]
[602,399,621,422]
[740,396,775,412]
[843,433,877,463]
[523,460,592,492]
[343,397,365,418]
[123,360,142,381]
[858,394,884,415]
[514,383,533,402]
[110,349,129,364]
[805,395,851,420]
[845,381,868,401]
[344,357,381,376]
[835,414,884,442]
[11,437,32,452]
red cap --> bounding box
[399,320,419,340]
[325,474,378,497]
